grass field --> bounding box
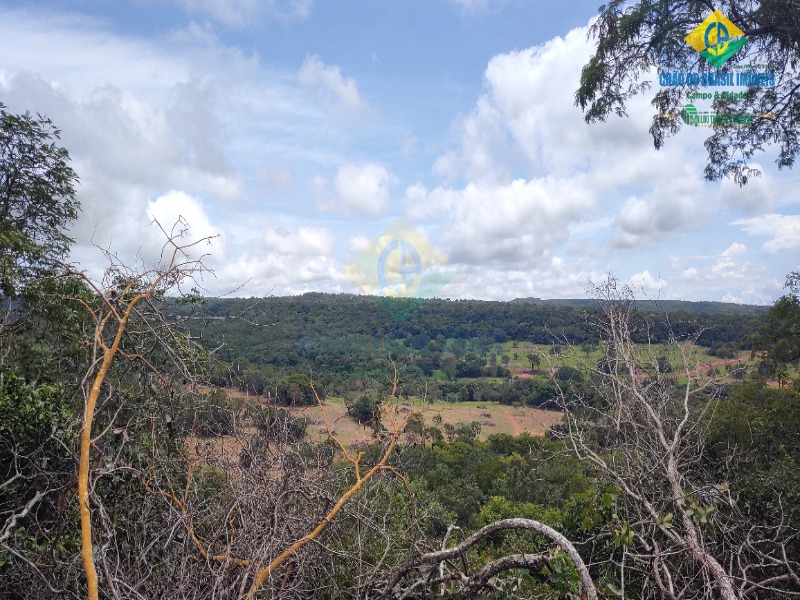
[283,396,563,447]
[496,341,738,371]
[221,387,563,449]
[215,339,758,453]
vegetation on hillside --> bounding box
[1,103,798,598]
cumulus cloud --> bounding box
[627,270,667,293]
[0,7,364,295]
[431,20,714,261]
[212,251,341,296]
[439,26,661,186]
[147,190,218,243]
[263,225,335,256]
[169,80,234,175]
[711,243,749,279]
[613,191,703,248]
[667,244,770,303]
[408,177,594,267]
[439,260,604,301]
[174,0,312,26]
[299,55,367,116]
[734,214,800,253]
[717,167,774,214]
[328,163,393,215]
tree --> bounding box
[277,372,318,405]
[576,1,800,184]
[64,219,214,600]
[0,372,75,596]
[750,271,799,386]
[379,519,598,599]
[554,278,799,599]
[346,393,379,424]
[0,103,79,298]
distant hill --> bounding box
[167,293,765,372]
[511,297,769,316]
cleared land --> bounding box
[286,397,563,447]
[221,387,562,449]
[214,342,758,452]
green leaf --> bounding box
[603,582,623,596]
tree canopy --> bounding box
[750,271,800,386]
[576,0,800,184]
[0,103,79,297]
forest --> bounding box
[1,96,800,599]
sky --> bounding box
[1,0,798,304]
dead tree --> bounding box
[378,518,598,599]
[64,218,215,600]
[553,278,799,599]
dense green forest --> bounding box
[163,294,764,407]
[1,105,799,599]
[172,293,763,368]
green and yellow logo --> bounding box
[684,10,748,68]
[342,220,456,299]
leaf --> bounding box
[603,582,623,596]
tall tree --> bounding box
[0,103,79,297]
[576,1,800,184]
[555,278,799,599]
[750,271,800,387]
[0,103,81,373]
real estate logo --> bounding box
[342,219,456,299]
[657,9,775,126]
[684,9,748,68]
[680,103,754,127]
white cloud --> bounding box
[439,261,604,301]
[666,245,771,303]
[0,7,363,296]
[711,244,748,279]
[147,190,218,243]
[627,270,667,293]
[348,235,370,252]
[432,20,718,261]
[299,55,367,116]
[408,177,594,267]
[720,242,748,257]
[263,225,334,256]
[734,214,800,253]
[330,163,393,215]
[456,27,657,181]
[613,191,703,249]
[717,166,774,214]
[2,6,795,304]
[212,252,341,296]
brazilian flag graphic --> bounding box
[684,10,748,68]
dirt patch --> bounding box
[500,405,524,436]
[217,388,563,448]
[693,354,749,373]
[511,370,534,379]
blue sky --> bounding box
[1,0,797,303]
